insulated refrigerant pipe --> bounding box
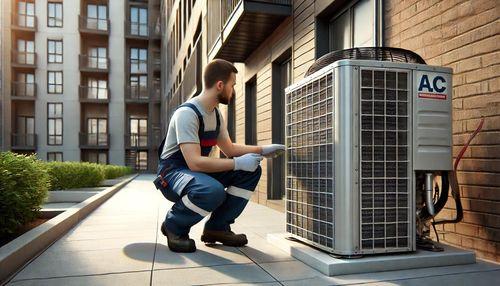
[425,173,436,216]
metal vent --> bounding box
[286,71,334,249]
[359,69,411,251]
[306,47,426,76]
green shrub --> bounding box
[102,165,133,179]
[0,152,50,237]
[45,161,105,191]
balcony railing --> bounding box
[125,21,149,38]
[11,51,37,67]
[79,132,109,148]
[79,55,109,72]
[12,82,37,99]
[79,85,109,102]
[126,85,149,101]
[207,0,292,61]
[79,15,110,34]
[11,133,37,149]
[11,13,37,31]
[125,133,148,148]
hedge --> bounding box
[0,152,50,237]
[45,162,105,191]
[101,165,133,180]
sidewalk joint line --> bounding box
[150,204,160,286]
[235,248,284,285]
[9,269,152,283]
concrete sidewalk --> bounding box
[6,174,500,285]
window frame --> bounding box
[47,103,63,146]
[47,152,63,162]
[47,39,63,63]
[47,70,63,94]
[47,2,63,28]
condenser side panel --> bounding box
[332,65,360,255]
[412,70,453,171]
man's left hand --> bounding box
[261,144,286,158]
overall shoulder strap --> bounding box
[214,108,221,134]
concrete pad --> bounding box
[267,233,476,276]
[153,235,252,270]
[11,246,154,281]
[237,233,295,263]
[42,202,78,210]
[7,270,150,286]
[152,263,277,285]
[279,261,500,285]
[46,236,157,253]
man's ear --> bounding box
[216,80,224,91]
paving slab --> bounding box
[152,263,277,285]
[8,271,150,286]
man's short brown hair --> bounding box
[203,59,238,88]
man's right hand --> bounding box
[233,153,263,172]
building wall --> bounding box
[385,0,500,262]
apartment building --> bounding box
[0,0,162,171]
[162,0,499,260]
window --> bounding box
[17,1,35,28]
[130,48,148,73]
[85,151,107,164]
[87,4,108,30]
[48,71,63,93]
[130,75,148,99]
[269,54,292,199]
[136,151,148,170]
[87,78,108,99]
[48,40,63,63]
[87,47,107,69]
[87,118,108,146]
[129,118,148,147]
[47,103,63,145]
[245,78,257,145]
[16,73,35,97]
[48,2,63,27]
[329,0,375,51]
[16,116,35,147]
[130,6,148,36]
[47,152,63,162]
[17,39,35,64]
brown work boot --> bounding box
[201,229,248,247]
[161,221,196,253]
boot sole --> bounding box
[201,234,247,247]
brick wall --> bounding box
[385,0,500,261]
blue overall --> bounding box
[155,103,262,236]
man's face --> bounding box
[217,73,236,105]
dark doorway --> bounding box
[245,77,257,145]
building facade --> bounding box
[0,0,163,171]
[162,0,499,261]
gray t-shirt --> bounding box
[160,96,229,159]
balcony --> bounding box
[79,55,109,73]
[11,82,37,100]
[79,15,110,35]
[207,0,292,62]
[79,132,110,149]
[125,133,148,149]
[11,133,37,150]
[125,21,149,40]
[11,13,37,32]
[11,51,37,69]
[125,85,149,102]
[79,85,109,103]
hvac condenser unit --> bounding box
[285,48,453,256]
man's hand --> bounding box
[261,144,286,158]
[233,153,263,172]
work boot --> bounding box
[161,221,196,253]
[201,229,248,247]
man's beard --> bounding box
[217,90,232,105]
